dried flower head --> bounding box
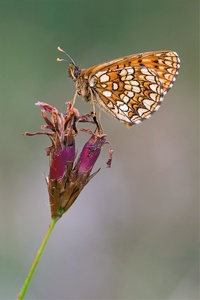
[24,102,113,219]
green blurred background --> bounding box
[0,1,199,299]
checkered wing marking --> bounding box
[92,66,162,125]
[86,51,180,125]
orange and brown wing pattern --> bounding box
[91,66,162,125]
[86,50,180,94]
[83,50,180,126]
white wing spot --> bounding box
[126,91,134,98]
[138,108,148,116]
[150,84,158,93]
[160,78,165,85]
[124,84,132,91]
[132,86,141,93]
[113,82,118,90]
[120,93,124,100]
[131,115,141,123]
[167,67,174,74]
[143,99,155,110]
[131,80,139,86]
[95,71,106,77]
[125,75,133,80]
[101,83,107,88]
[119,103,129,112]
[120,69,127,76]
[149,93,158,101]
[107,101,114,108]
[164,73,172,80]
[141,68,152,75]
[123,95,129,103]
[127,68,134,74]
[146,75,156,83]
[100,73,110,83]
[116,113,130,123]
[165,60,173,67]
[116,100,124,106]
[120,94,129,103]
[102,90,112,97]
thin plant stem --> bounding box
[17,218,59,300]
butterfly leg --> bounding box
[90,91,103,133]
[97,109,103,133]
[71,90,77,107]
[92,113,102,132]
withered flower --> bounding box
[24,102,112,219]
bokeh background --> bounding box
[0,1,199,299]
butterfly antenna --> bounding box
[57,46,76,66]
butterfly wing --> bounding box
[79,51,180,126]
[83,51,179,126]
[92,66,163,125]
[86,50,180,94]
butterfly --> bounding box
[58,47,180,127]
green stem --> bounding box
[17,218,59,300]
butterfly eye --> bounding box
[74,66,81,78]
[68,64,80,80]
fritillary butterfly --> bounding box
[58,47,180,127]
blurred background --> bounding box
[0,1,199,299]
